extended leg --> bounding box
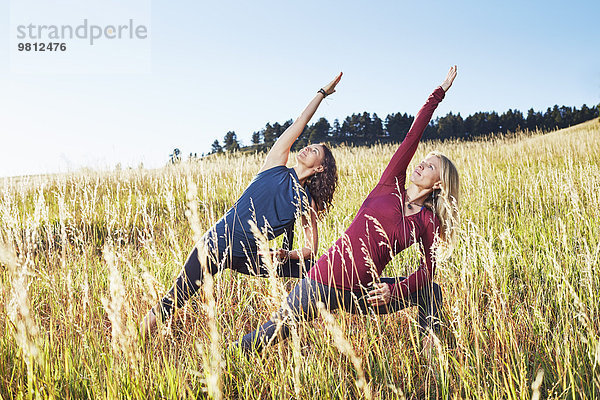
[154,245,221,321]
[239,278,336,352]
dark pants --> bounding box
[240,277,443,351]
[155,245,313,320]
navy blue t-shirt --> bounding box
[207,166,312,258]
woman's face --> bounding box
[296,144,325,173]
[409,154,442,190]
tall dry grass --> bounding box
[0,119,599,399]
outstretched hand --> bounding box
[440,65,457,92]
[321,72,343,96]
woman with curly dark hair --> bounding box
[142,73,342,335]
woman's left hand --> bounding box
[367,282,392,306]
[321,72,343,96]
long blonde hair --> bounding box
[423,151,460,245]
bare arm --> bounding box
[260,72,342,173]
[275,200,319,261]
[288,205,319,260]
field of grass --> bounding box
[1,119,599,399]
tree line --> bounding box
[205,103,599,155]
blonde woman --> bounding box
[240,66,459,352]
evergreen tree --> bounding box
[331,118,341,141]
[385,112,413,140]
[169,148,181,164]
[578,105,591,123]
[550,105,562,129]
[223,131,240,152]
[436,112,464,139]
[211,140,223,154]
[272,122,283,140]
[487,112,500,135]
[308,117,331,143]
[526,108,539,131]
[464,112,488,137]
[206,100,599,153]
[370,113,384,138]
[263,123,275,147]
[358,112,372,139]
[577,104,597,124]
[251,131,261,146]
[340,115,354,139]
[499,109,524,133]
[560,106,573,127]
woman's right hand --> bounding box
[440,65,457,92]
[321,72,343,96]
[366,282,392,306]
[274,248,289,263]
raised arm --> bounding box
[376,66,457,188]
[260,73,343,173]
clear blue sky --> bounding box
[1,0,599,177]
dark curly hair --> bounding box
[306,143,338,218]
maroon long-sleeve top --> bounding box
[308,86,445,299]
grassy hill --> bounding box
[1,119,599,398]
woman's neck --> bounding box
[292,165,311,186]
[405,184,432,205]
